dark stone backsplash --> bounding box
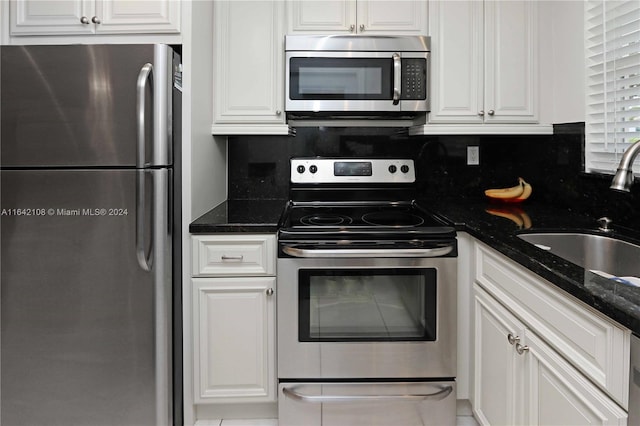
[228,123,639,232]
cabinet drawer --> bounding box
[192,234,276,277]
[474,243,630,407]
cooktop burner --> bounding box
[299,213,353,226]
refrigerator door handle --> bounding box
[136,170,154,272]
[136,63,154,168]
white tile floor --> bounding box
[198,402,480,426]
[202,418,478,426]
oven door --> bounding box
[277,255,456,379]
[285,51,429,113]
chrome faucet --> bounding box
[610,140,640,192]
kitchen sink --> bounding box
[517,232,640,281]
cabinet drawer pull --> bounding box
[516,343,530,355]
[221,255,244,261]
[507,333,520,345]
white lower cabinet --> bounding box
[191,234,277,404]
[193,277,276,403]
[474,285,627,425]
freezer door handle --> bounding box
[136,170,153,272]
[136,63,154,168]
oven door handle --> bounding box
[282,385,453,403]
[281,244,453,258]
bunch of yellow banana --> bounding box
[484,177,532,202]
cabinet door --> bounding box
[427,0,483,123]
[484,0,538,123]
[95,0,180,34]
[473,285,524,426]
[287,0,356,34]
[356,0,427,35]
[523,330,628,425]
[213,0,287,134]
[10,0,95,35]
[193,277,276,403]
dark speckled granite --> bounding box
[420,198,640,335]
[189,199,286,233]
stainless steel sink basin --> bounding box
[517,232,640,279]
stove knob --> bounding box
[401,165,410,174]
[297,165,306,174]
[388,165,397,174]
[309,165,318,174]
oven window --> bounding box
[289,57,393,100]
[298,269,436,342]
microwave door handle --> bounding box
[392,53,401,105]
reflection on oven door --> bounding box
[278,381,456,426]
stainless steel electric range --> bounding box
[277,158,458,426]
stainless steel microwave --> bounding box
[285,35,430,118]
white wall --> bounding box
[539,0,586,125]
[184,2,227,222]
[181,1,228,425]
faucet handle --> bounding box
[597,217,613,231]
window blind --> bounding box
[585,0,640,174]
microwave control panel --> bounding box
[402,58,427,100]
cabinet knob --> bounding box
[359,24,365,32]
[276,110,282,116]
[80,16,90,24]
[478,110,485,116]
[349,24,355,32]
[515,343,530,355]
[507,333,520,345]
[266,288,274,296]
[488,109,495,116]
[91,16,101,24]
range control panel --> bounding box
[291,158,415,184]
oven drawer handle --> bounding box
[282,245,453,258]
[282,385,453,403]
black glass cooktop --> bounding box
[287,204,444,228]
[279,201,456,239]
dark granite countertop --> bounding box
[419,198,640,336]
[190,197,640,335]
[189,199,287,233]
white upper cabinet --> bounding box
[423,0,544,133]
[484,0,537,123]
[287,0,427,35]
[212,0,288,135]
[10,0,180,36]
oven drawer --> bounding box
[278,381,456,426]
[192,234,276,277]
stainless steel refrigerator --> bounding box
[0,44,182,426]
